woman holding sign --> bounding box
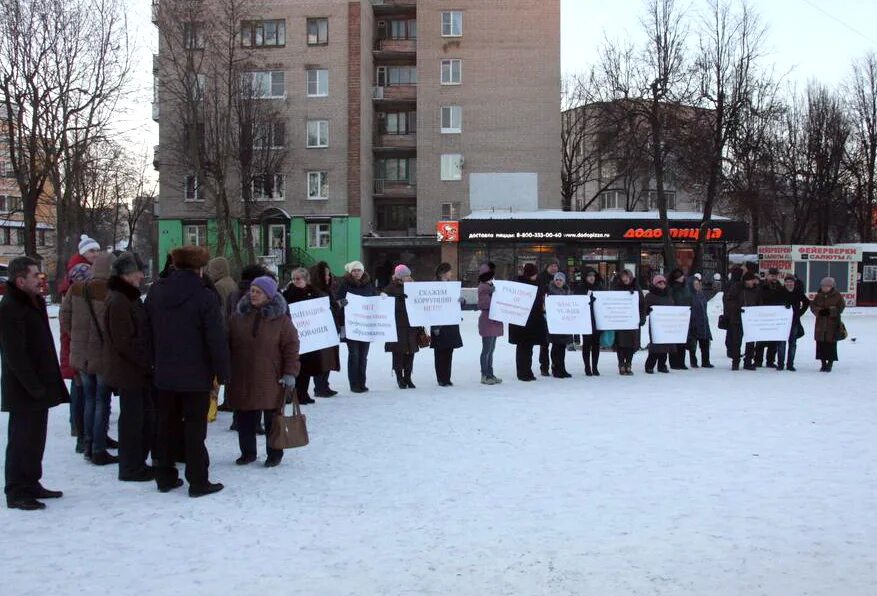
[508,263,548,382]
[546,272,573,378]
[430,263,464,387]
[382,264,422,389]
[610,270,647,376]
[337,261,377,393]
[810,277,846,372]
[477,264,503,385]
[644,275,675,374]
[573,268,602,376]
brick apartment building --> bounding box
[152,0,561,280]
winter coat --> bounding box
[337,272,378,331]
[669,279,693,308]
[58,253,92,380]
[741,284,761,308]
[722,272,745,357]
[508,276,548,346]
[645,285,676,354]
[546,282,573,344]
[0,283,69,413]
[430,277,463,351]
[61,253,114,376]
[207,257,238,328]
[102,276,152,391]
[610,278,647,350]
[783,286,811,340]
[477,281,504,338]
[145,269,231,392]
[758,280,786,306]
[810,289,845,343]
[226,293,300,411]
[282,283,341,375]
[689,285,713,341]
[311,261,342,329]
[381,279,421,355]
[573,275,603,337]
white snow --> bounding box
[1,304,876,596]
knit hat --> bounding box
[820,277,836,288]
[743,272,757,282]
[112,252,145,277]
[345,260,364,273]
[652,274,667,285]
[784,274,796,282]
[78,234,100,255]
[393,264,411,279]
[522,263,538,278]
[553,272,566,283]
[251,275,278,300]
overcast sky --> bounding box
[122,0,877,165]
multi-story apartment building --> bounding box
[152,0,560,279]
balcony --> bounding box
[152,102,160,121]
[152,145,160,171]
[373,85,416,104]
[371,0,416,17]
[373,38,416,60]
[373,133,416,153]
[374,179,417,198]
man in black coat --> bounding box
[535,259,559,376]
[756,268,786,367]
[146,246,230,497]
[1,257,69,510]
[777,274,811,371]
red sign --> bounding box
[436,221,459,243]
[622,227,724,240]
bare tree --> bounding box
[845,52,877,241]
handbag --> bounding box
[599,329,615,349]
[837,320,848,341]
[717,314,728,330]
[416,327,431,348]
[268,388,309,450]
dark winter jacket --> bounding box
[102,275,152,391]
[741,284,761,308]
[381,279,422,355]
[669,273,692,308]
[477,281,503,338]
[508,276,548,346]
[311,261,341,329]
[337,272,377,332]
[810,288,845,343]
[430,277,463,351]
[227,293,300,411]
[758,279,786,306]
[783,284,811,340]
[573,271,603,337]
[610,277,647,350]
[283,283,341,375]
[689,282,713,341]
[0,283,69,412]
[645,284,676,354]
[546,282,573,344]
[722,270,745,358]
[145,269,231,392]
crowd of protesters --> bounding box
[0,237,850,510]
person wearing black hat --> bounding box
[535,259,560,376]
[756,267,786,368]
[509,263,547,381]
[430,262,464,387]
[103,253,155,481]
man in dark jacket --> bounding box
[146,246,230,497]
[535,259,559,376]
[103,253,155,482]
[668,269,692,369]
[509,263,548,381]
[756,268,786,367]
[777,274,811,371]
[1,257,69,510]
[741,272,762,370]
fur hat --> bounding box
[522,263,538,278]
[171,245,210,271]
[553,271,566,283]
[345,260,364,273]
[652,274,667,285]
[820,277,836,288]
[112,252,145,277]
[251,275,278,300]
[78,234,100,255]
[393,264,411,279]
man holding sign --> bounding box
[507,264,547,382]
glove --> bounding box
[629,289,635,294]
[819,308,830,316]
[281,374,296,388]
[339,298,349,307]
[458,296,466,305]
[402,293,409,299]
[785,304,791,309]
[488,285,495,295]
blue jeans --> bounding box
[777,337,798,366]
[346,340,370,389]
[69,381,83,437]
[480,336,497,377]
[80,373,111,454]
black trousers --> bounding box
[582,333,600,373]
[4,408,48,500]
[295,374,313,400]
[392,352,415,379]
[645,353,668,370]
[346,340,370,389]
[118,385,156,478]
[154,391,211,490]
[756,341,779,365]
[433,348,454,384]
[615,347,635,368]
[538,343,550,371]
[668,346,687,368]
[550,342,568,374]
[689,339,711,365]
[516,343,535,378]
[236,410,281,461]
[744,342,757,364]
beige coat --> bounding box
[810,288,846,342]
[60,252,115,376]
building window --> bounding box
[440,59,462,85]
[37,229,46,247]
[375,158,415,183]
[252,174,284,200]
[184,223,208,246]
[599,190,623,211]
[184,175,201,201]
[241,71,285,99]
[307,171,328,200]
[307,68,328,97]
[440,106,462,133]
[307,18,328,45]
[440,154,463,181]
[645,190,677,211]
[183,22,205,49]
[307,222,331,248]
[253,120,286,149]
[0,160,13,177]
[376,204,417,231]
[441,11,463,37]
[188,73,206,101]
[441,202,460,220]
[378,111,416,135]
[306,120,329,148]
[376,65,417,87]
[0,195,22,212]
[2,227,10,245]
[389,18,417,39]
[15,229,24,246]
[241,19,286,47]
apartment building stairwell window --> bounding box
[441,106,462,133]
[252,174,285,201]
[441,11,463,37]
[241,19,286,47]
[645,190,677,211]
[598,190,623,211]
[307,69,329,97]
[184,175,201,202]
[440,59,462,85]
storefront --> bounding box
[440,211,748,288]
[758,245,863,305]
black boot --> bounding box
[591,353,600,376]
[731,359,740,371]
[824,361,833,372]
[689,352,699,368]
[584,359,593,376]
[404,370,416,389]
[396,370,407,389]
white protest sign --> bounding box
[488,280,538,327]
[404,281,462,326]
[592,291,641,330]
[742,305,793,342]
[648,305,691,344]
[343,294,397,343]
[545,295,593,335]
[288,296,340,354]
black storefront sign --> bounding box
[459,218,748,243]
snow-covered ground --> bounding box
[1,303,876,596]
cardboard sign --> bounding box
[343,294,397,343]
[648,306,691,344]
[489,280,538,327]
[545,295,593,335]
[592,291,641,330]
[288,296,340,354]
[404,281,462,326]
[741,305,793,342]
